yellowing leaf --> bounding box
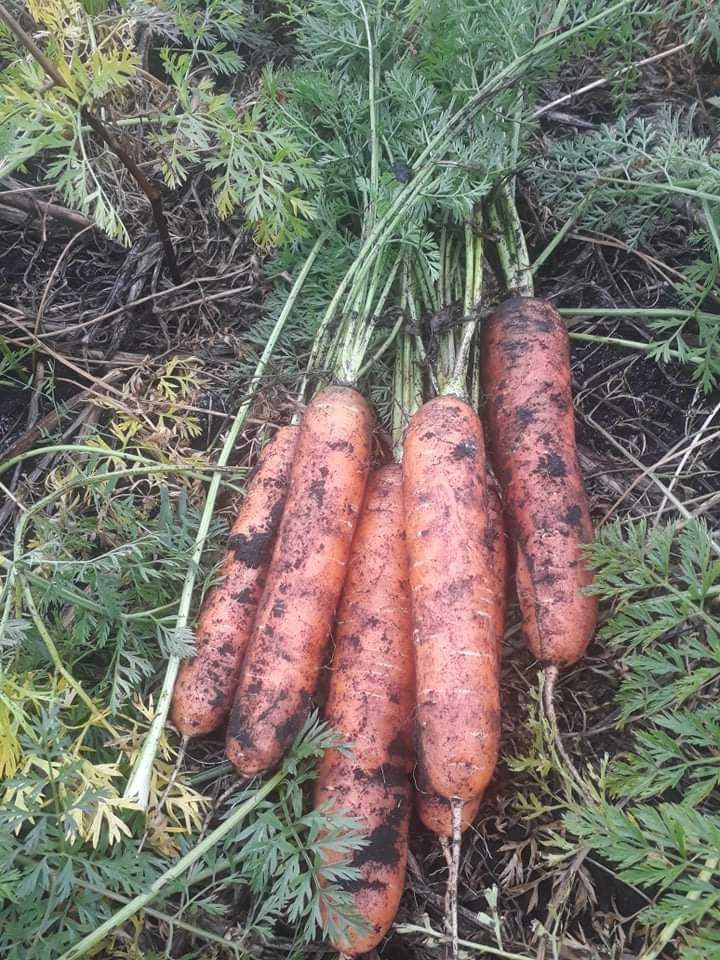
[85,796,136,848]
[0,700,22,779]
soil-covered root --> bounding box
[227,385,373,777]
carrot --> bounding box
[314,464,413,955]
[485,476,509,656]
[415,478,507,836]
[170,425,298,737]
[482,297,597,667]
[226,385,373,776]
[403,395,500,803]
[416,784,481,838]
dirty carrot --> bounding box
[482,297,597,667]
[226,385,373,776]
[170,426,297,737]
[403,395,500,803]
[315,463,414,955]
[415,477,507,836]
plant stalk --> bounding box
[392,263,423,460]
[567,331,696,365]
[396,923,532,959]
[487,180,533,298]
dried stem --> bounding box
[532,34,697,119]
[439,835,453,932]
[396,922,533,960]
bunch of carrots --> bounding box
[169,236,598,952]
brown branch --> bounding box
[1,178,59,195]
[0,3,182,283]
[0,191,93,230]
[80,111,182,282]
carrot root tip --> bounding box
[542,665,585,793]
[442,798,463,960]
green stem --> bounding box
[58,769,286,960]
[356,311,405,381]
[355,255,403,378]
[470,335,482,409]
[702,199,720,264]
[451,212,484,392]
[122,232,326,808]
[341,250,389,377]
[530,194,594,275]
[440,223,452,309]
[392,263,422,460]
[598,176,720,205]
[440,227,456,376]
[546,0,570,33]
[337,251,402,385]
[0,443,225,481]
[567,330,699,366]
[487,180,533,298]
[359,0,379,232]
[415,254,439,313]
[635,855,720,960]
[508,93,523,172]
[464,221,476,317]
[559,306,715,321]
[190,760,234,785]
[435,210,484,398]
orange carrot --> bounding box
[416,784,481,838]
[415,477,507,835]
[482,297,597,666]
[486,476,509,657]
[403,395,500,802]
[315,464,414,955]
[170,426,297,737]
[226,385,373,776]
